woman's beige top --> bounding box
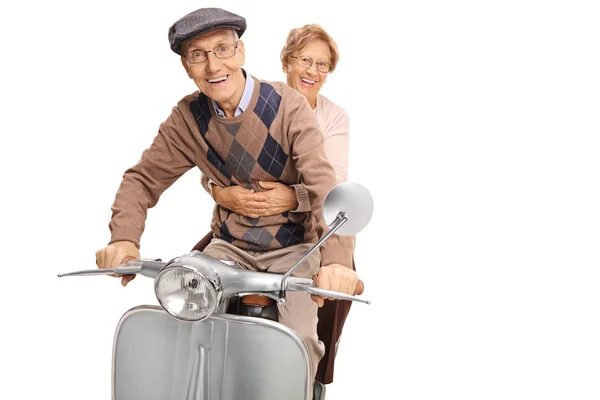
[314,93,350,184]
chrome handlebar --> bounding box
[57,259,166,278]
[57,254,370,305]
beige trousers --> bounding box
[202,238,326,381]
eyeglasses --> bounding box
[290,56,332,73]
[184,43,238,64]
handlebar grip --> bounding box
[313,275,365,296]
[121,255,137,264]
[121,258,166,278]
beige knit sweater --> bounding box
[108,77,352,268]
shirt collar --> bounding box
[212,68,254,118]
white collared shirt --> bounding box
[212,68,254,118]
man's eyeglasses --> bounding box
[290,56,332,73]
[184,43,238,64]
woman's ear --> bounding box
[283,62,294,73]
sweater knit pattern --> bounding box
[190,81,309,251]
[108,76,352,267]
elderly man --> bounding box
[95,7,359,381]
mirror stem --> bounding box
[278,212,348,303]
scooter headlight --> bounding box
[154,266,217,321]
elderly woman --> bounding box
[195,24,352,385]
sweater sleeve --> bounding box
[108,106,195,248]
[286,92,353,268]
[201,173,218,200]
[290,183,311,212]
[290,103,350,213]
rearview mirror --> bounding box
[323,182,374,236]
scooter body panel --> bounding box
[112,305,311,400]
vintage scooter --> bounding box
[58,182,374,400]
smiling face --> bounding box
[284,40,331,109]
[180,28,246,117]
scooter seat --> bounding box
[227,295,279,321]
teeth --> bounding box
[301,78,316,84]
[208,76,228,83]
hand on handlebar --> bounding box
[311,263,364,307]
[95,241,140,287]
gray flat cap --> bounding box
[168,7,246,55]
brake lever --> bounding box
[57,266,141,277]
[286,282,371,305]
[57,259,166,278]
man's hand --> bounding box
[95,240,140,287]
[213,186,269,218]
[312,263,363,307]
[258,181,299,215]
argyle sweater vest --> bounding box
[109,77,353,267]
[192,81,312,251]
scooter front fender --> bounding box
[112,306,312,400]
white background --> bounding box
[1,0,599,399]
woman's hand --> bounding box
[213,182,299,218]
[213,186,269,218]
[258,181,299,215]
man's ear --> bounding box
[180,56,192,78]
[237,40,246,65]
